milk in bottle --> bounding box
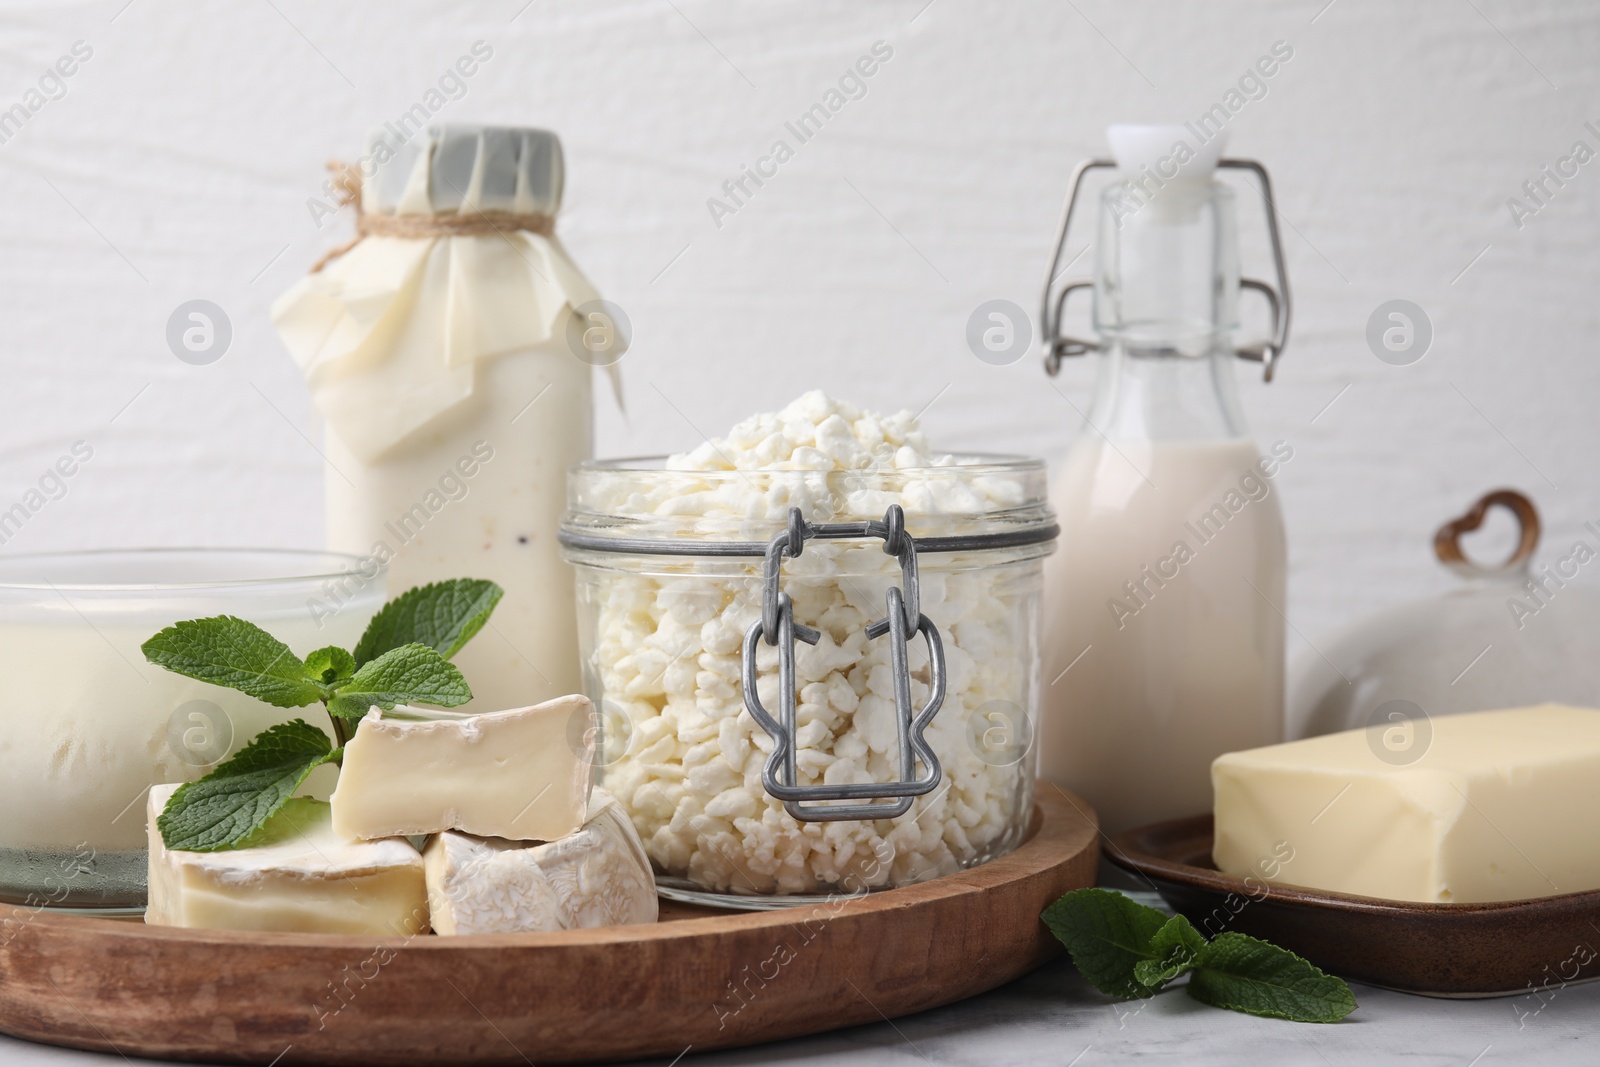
[1036,126,1290,834]
[275,126,622,710]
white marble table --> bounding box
[2,957,1591,1067]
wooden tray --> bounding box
[0,791,1095,1065]
[1107,813,1600,997]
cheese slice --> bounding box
[1213,703,1600,904]
[330,695,595,841]
[145,785,428,934]
[424,788,658,935]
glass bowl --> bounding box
[0,548,385,911]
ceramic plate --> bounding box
[1106,815,1600,998]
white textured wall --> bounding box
[1,0,1597,654]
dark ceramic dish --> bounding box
[1106,814,1600,998]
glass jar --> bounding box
[0,549,384,911]
[562,457,1055,906]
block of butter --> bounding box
[330,694,595,842]
[1213,704,1600,904]
[423,788,658,935]
[145,785,428,934]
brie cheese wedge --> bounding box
[330,695,595,842]
[424,788,658,935]
[145,784,428,934]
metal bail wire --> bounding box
[741,505,946,822]
[1038,157,1293,382]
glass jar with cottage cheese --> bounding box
[560,393,1056,906]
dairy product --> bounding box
[1040,438,1287,835]
[275,125,618,712]
[145,786,428,934]
[330,696,594,841]
[568,391,1049,895]
[1,612,364,854]
[1213,704,1600,903]
[320,355,589,714]
[1036,124,1291,841]
[424,789,657,934]
[0,560,378,869]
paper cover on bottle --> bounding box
[272,125,621,463]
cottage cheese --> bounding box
[581,392,1042,894]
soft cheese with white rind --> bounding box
[424,788,658,935]
[145,785,428,934]
[1213,703,1600,904]
[330,695,595,842]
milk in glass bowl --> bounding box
[0,549,383,911]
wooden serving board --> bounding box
[0,790,1095,1066]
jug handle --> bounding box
[1433,489,1540,575]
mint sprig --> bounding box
[142,578,502,852]
[1133,913,1207,989]
[155,720,338,851]
[142,616,324,708]
[1186,932,1357,1022]
[326,643,470,721]
[304,645,357,689]
[1040,883,1170,998]
[1042,888,1355,1023]
[352,578,504,665]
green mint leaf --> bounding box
[1133,914,1208,988]
[234,796,333,850]
[142,616,323,708]
[1041,888,1171,998]
[304,645,357,688]
[1187,933,1356,1023]
[326,643,472,721]
[352,579,504,665]
[156,720,338,852]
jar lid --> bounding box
[560,454,1057,560]
[363,124,563,217]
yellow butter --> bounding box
[1212,704,1600,903]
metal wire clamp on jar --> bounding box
[744,506,946,822]
[561,458,1057,908]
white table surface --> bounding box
[2,956,1591,1067]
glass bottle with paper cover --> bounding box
[274,125,625,712]
[1035,126,1292,835]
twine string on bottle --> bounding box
[309,161,556,273]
